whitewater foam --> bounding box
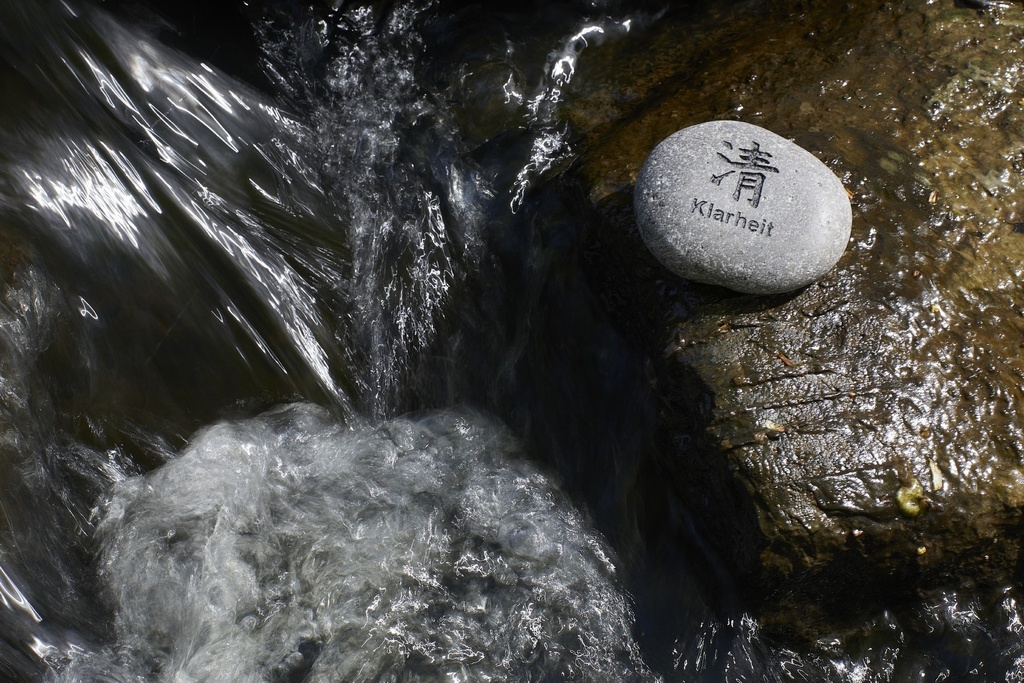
[57,404,657,682]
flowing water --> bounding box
[0,0,1021,680]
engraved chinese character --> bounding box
[710,140,779,208]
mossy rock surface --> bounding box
[569,0,1024,636]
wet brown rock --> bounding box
[569,0,1024,637]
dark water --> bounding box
[0,0,1020,680]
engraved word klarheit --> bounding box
[690,198,774,237]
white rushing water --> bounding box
[0,1,675,679]
[56,404,658,682]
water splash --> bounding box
[55,404,658,682]
[510,17,633,212]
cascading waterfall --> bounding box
[255,0,483,417]
[0,0,678,680]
